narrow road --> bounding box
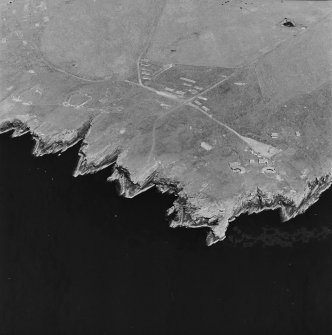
[136,0,168,85]
[146,73,238,163]
[189,103,281,158]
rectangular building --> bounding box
[180,77,196,84]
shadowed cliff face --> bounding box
[0,0,332,243]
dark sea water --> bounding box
[0,132,332,335]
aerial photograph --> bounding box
[1,0,332,334]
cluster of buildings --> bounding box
[193,95,211,114]
[139,59,153,82]
[162,76,205,99]
[229,156,273,174]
